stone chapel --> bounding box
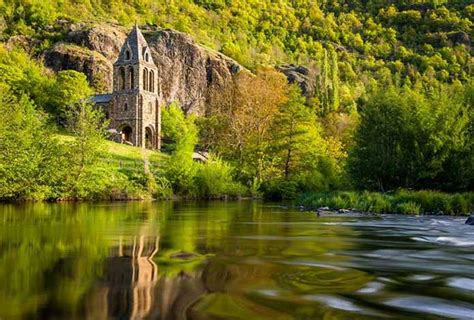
[92,26,161,149]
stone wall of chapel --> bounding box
[110,94,138,145]
[140,92,160,149]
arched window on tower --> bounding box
[119,67,126,90]
[125,50,131,60]
[149,70,154,92]
[124,103,128,111]
[143,68,148,91]
[128,66,134,90]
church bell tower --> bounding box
[110,26,160,149]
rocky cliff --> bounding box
[44,23,244,115]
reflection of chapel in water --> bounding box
[105,236,160,319]
[86,236,208,320]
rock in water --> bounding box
[465,215,474,225]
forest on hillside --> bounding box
[0,1,472,207]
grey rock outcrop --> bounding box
[66,23,128,61]
[45,43,112,93]
[277,64,317,98]
[146,28,244,114]
[44,24,127,93]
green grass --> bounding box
[56,133,167,172]
[53,134,171,200]
[297,190,474,216]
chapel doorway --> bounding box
[121,126,132,143]
[145,127,154,149]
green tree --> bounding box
[270,85,322,179]
[50,70,93,124]
[0,84,63,200]
[64,101,108,198]
[160,103,199,195]
[349,84,472,191]
[161,102,198,152]
[316,48,340,115]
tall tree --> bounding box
[270,85,323,179]
[203,68,288,183]
[50,70,93,124]
[64,101,108,198]
[316,47,340,115]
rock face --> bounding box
[277,64,317,98]
[146,29,243,114]
[44,24,244,114]
[66,23,128,61]
[45,43,112,92]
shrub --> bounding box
[154,176,174,199]
[194,155,243,199]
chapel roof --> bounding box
[115,25,155,65]
[90,93,112,104]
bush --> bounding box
[194,155,244,199]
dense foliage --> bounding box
[349,82,473,192]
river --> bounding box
[0,201,473,319]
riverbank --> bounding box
[296,190,474,216]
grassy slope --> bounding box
[56,134,166,172]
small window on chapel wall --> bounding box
[124,103,128,111]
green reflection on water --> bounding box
[0,201,366,319]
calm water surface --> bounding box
[0,201,473,319]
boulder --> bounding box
[465,215,474,225]
[277,64,317,98]
[447,31,471,48]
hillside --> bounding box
[1,1,472,79]
[0,0,473,201]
